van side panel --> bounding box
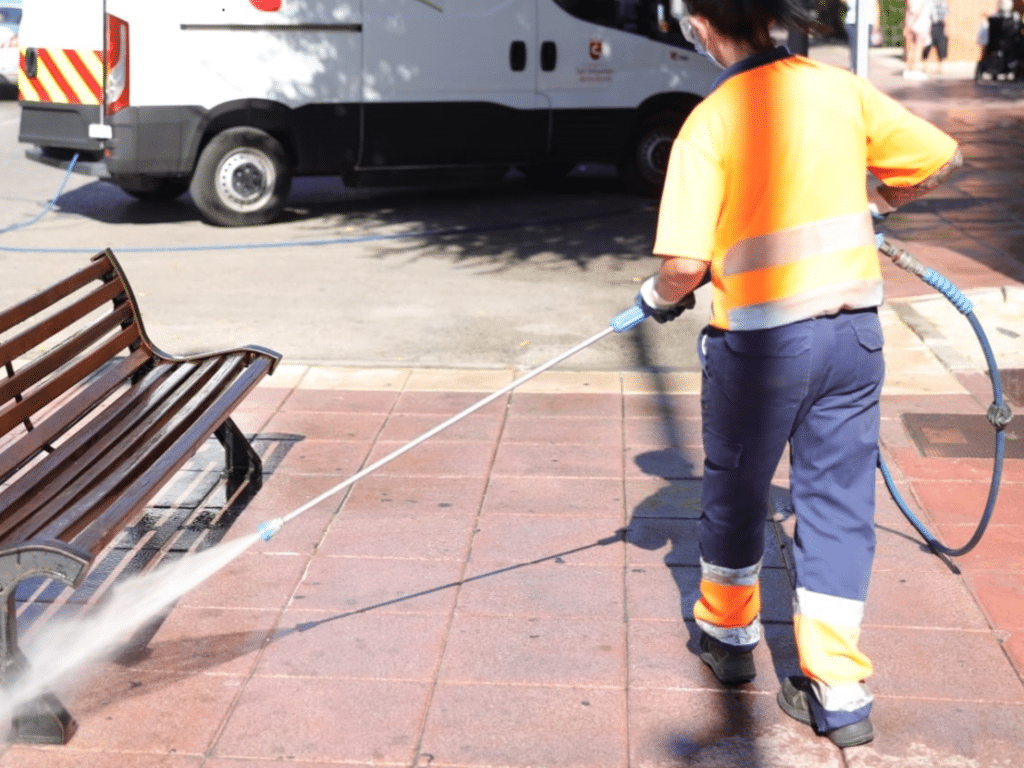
[361,0,549,168]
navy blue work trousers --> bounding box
[697,309,885,602]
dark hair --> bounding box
[685,0,822,47]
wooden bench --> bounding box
[0,249,280,744]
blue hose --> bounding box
[877,238,1011,557]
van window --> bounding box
[0,8,21,30]
[553,0,690,44]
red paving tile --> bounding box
[420,683,627,768]
[480,475,626,517]
[508,391,623,418]
[501,413,624,445]
[255,609,449,680]
[964,571,1024,630]
[212,677,430,763]
[491,440,626,478]
[321,508,476,561]
[908,477,1023,527]
[437,614,626,686]
[293,555,466,615]
[457,562,624,619]
[259,409,388,441]
[364,438,497,477]
[468,515,626,567]
[341,473,488,515]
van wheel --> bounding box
[190,127,292,226]
[619,111,685,197]
[113,176,189,202]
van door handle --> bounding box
[541,41,556,71]
[25,48,38,79]
[510,40,526,71]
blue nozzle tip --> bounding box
[257,518,283,541]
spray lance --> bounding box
[255,291,694,542]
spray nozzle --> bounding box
[257,517,284,541]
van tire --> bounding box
[113,176,189,202]
[619,110,685,197]
[190,127,292,226]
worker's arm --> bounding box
[650,255,710,304]
[870,149,963,214]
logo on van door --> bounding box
[249,0,282,10]
[589,40,603,60]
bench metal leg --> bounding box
[0,541,91,744]
[214,418,264,500]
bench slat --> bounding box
[70,356,273,555]
[0,347,152,484]
[0,257,114,337]
[0,325,142,442]
[0,303,134,407]
[0,356,185,537]
[0,278,133,369]
[0,357,224,545]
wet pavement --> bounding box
[2,44,1024,768]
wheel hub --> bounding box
[217,150,275,211]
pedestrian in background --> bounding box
[904,0,935,78]
[922,0,950,74]
[637,0,962,748]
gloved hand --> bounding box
[636,276,696,324]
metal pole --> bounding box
[855,0,871,78]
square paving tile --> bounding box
[420,682,628,768]
[500,414,624,445]
[507,391,623,418]
[844,697,1024,767]
[320,509,476,561]
[863,569,990,630]
[457,562,624,619]
[468,515,626,568]
[376,409,505,443]
[964,570,1024,630]
[177,551,310,611]
[213,677,430,763]
[292,555,466,615]
[861,626,1024,703]
[480,476,626,518]
[255,608,449,680]
[438,614,625,686]
[58,669,245,755]
[0,752,203,768]
[490,441,625,478]
[364,439,496,478]
[340,474,488,516]
[259,410,388,442]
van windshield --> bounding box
[553,0,691,46]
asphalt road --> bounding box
[0,98,709,373]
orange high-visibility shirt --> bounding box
[654,52,958,331]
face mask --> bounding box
[680,15,724,69]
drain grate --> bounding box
[902,413,1023,459]
[1000,368,1024,408]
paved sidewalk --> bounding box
[3,43,1024,768]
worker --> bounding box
[635,0,961,749]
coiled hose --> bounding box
[877,236,1013,557]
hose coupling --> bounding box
[988,401,1014,430]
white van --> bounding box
[18,0,718,226]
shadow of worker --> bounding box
[625,450,806,763]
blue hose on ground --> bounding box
[0,153,80,235]
[877,236,1012,557]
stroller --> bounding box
[976,10,1024,80]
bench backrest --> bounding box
[0,249,153,493]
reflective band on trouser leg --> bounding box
[794,587,873,731]
[694,559,762,649]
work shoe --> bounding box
[777,676,874,748]
[698,633,755,684]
